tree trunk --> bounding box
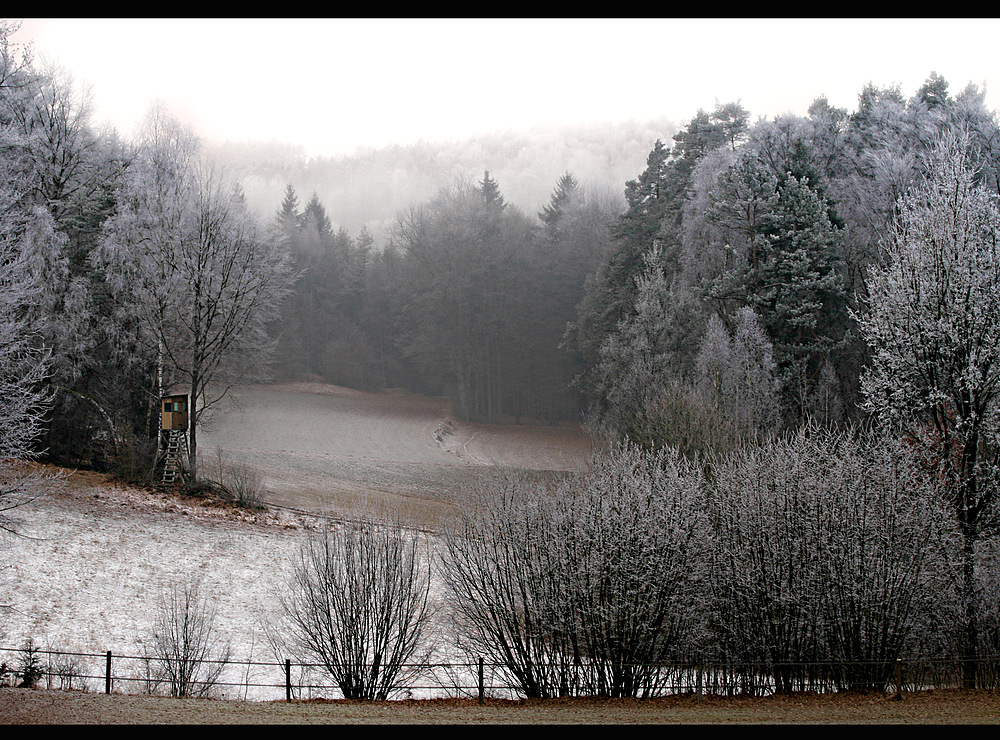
[962,528,979,689]
[188,381,199,483]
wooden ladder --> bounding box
[162,430,189,486]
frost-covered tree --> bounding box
[8,59,104,239]
[695,306,779,441]
[708,428,958,693]
[858,134,1000,687]
[0,22,59,537]
[95,106,293,480]
[0,208,54,536]
[441,444,711,698]
[589,249,719,454]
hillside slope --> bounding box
[198,382,591,522]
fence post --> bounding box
[285,658,292,702]
[894,658,903,700]
[105,651,112,695]
[478,657,484,705]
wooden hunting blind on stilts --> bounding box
[159,393,190,485]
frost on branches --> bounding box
[0,225,54,537]
[858,133,1000,686]
[0,41,59,538]
[94,106,294,480]
[441,445,711,698]
[708,428,958,694]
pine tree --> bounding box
[755,170,848,419]
[539,171,579,233]
[705,141,849,422]
[276,183,300,234]
[478,170,506,211]
[300,192,333,254]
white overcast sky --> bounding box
[11,18,1000,158]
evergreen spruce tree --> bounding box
[276,183,301,234]
[539,171,579,236]
[479,170,506,211]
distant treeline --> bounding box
[270,170,620,424]
[268,71,1000,436]
[203,118,672,241]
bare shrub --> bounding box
[222,460,267,509]
[46,649,88,691]
[442,445,712,699]
[147,581,232,698]
[707,426,960,693]
[208,447,267,509]
[281,505,433,700]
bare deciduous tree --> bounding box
[147,580,231,698]
[281,509,433,700]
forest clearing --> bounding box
[198,382,591,527]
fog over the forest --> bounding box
[14,19,1000,156]
[203,117,674,242]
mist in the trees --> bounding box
[9,17,1000,695]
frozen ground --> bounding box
[0,471,309,700]
[0,383,590,701]
[198,382,592,526]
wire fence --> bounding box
[3,644,1000,702]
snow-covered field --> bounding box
[0,383,590,700]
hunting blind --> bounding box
[159,393,190,485]
[161,394,188,431]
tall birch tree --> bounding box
[95,107,293,481]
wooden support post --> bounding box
[286,658,292,702]
[478,657,484,705]
[105,651,112,694]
